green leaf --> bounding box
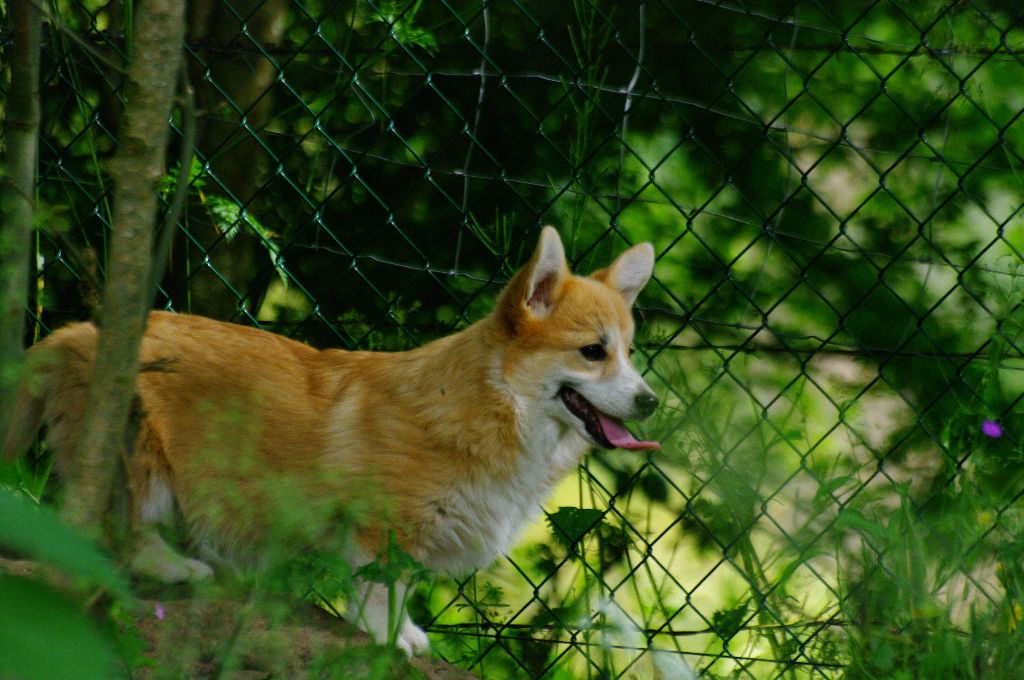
[0,489,130,597]
[0,576,122,680]
[240,209,288,288]
[814,475,853,507]
[354,533,429,586]
[711,601,748,642]
[773,549,828,599]
[368,0,437,54]
[545,506,604,550]
[870,639,896,671]
[834,508,887,542]
[207,195,242,241]
[158,156,205,198]
[206,196,288,288]
[639,470,668,502]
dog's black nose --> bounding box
[635,391,659,418]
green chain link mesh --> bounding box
[7,0,1024,677]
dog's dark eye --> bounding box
[579,344,607,361]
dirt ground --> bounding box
[2,557,475,679]
[132,596,477,680]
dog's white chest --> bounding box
[420,431,584,574]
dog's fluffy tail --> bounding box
[1,331,74,461]
[3,323,98,464]
[2,371,46,461]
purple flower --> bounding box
[154,602,166,621]
[981,420,1003,439]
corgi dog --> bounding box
[3,227,659,654]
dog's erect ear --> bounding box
[522,226,569,318]
[498,227,569,332]
[591,242,655,307]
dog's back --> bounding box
[4,313,342,541]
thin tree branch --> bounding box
[26,0,128,75]
[0,0,42,439]
[148,64,197,308]
[61,0,187,533]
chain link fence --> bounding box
[7,0,1024,677]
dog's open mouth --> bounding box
[559,387,660,451]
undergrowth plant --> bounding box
[6,0,1023,677]
[0,396,429,679]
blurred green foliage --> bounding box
[0,489,126,679]
[3,0,1023,677]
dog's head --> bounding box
[497,227,660,451]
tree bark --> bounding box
[0,1,41,443]
[61,0,186,533]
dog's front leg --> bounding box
[350,575,430,655]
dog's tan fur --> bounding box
[3,227,658,654]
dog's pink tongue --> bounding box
[598,413,660,451]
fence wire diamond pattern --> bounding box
[8,0,1024,677]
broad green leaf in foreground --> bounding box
[0,488,130,597]
[0,575,122,680]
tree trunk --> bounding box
[61,0,186,533]
[0,1,41,441]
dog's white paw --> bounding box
[181,557,215,581]
[396,619,431,656]
[129,529,214,584]
[349,574,429,655]
[131,551,214,584]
